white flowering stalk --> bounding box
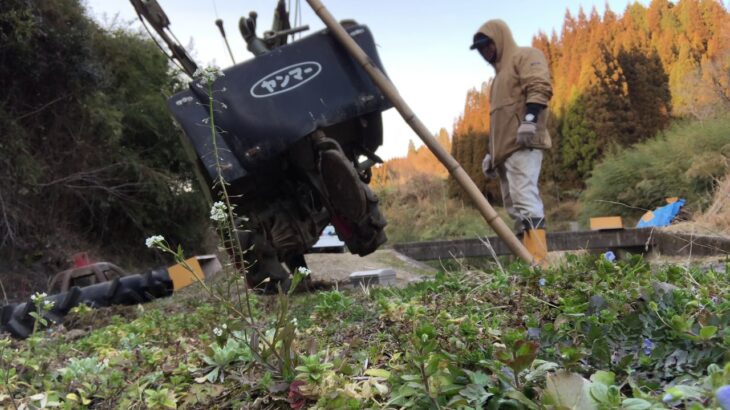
[145,235,166,249]
[209,201,228,222]
[194,66,225,86]
[29,291,54,335]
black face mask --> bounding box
[471,35,497,64]
[478,44,497,64]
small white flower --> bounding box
[213,327,223,337]
[210,201,228,222]
[145,235,165,249]
[31,292,47,302]
[296,267,312,277]
[43,300,54,309]
[221,323,227,330]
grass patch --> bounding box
[376,175,507,243]
[2,254,729,408]
[377,174,581,242]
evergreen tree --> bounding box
[407,140,417,157]
[561,95,600,179]
[617,49,672,139]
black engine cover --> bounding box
[167,24,391,184]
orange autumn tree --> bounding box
[371,129,452,188]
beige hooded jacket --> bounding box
[477,20,552,167]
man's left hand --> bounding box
[516,121,537,147]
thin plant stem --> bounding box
[201,73,291,372]
[206,81,256,322]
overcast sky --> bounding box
[86,0,651,160]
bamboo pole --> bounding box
[305,0,536,265]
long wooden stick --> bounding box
[305,0,536,265]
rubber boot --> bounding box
[522,229,548,266]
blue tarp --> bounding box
[636,198,685,228]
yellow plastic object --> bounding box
[590,216,624,231]
[167,255,222,290]
[640,211,655,223]
[522,229,548,266]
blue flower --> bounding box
[716,385,730,410]
[538,278,546,287]
[662,393,675,403]
[604,251,616,262]
[642,338,655,355]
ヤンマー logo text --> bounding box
[250,61,322,98]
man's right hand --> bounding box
[482,153,497,178]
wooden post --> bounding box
[305,0,536,265]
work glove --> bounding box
[516,121,538,147]
[482,153,497,178]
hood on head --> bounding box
[475,19,517,68]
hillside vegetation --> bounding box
[0,0,209,297]
[582,116,730,224]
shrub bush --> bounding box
[581,116,730,224]
[0,0,209,294]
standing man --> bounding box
[471,19,552,263]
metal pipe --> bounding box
[305,0,536,265]
[215,19,237,65]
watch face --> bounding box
[525,113,536,122]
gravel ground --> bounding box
[303,249,436,288]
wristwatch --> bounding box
[524,113,536,123]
